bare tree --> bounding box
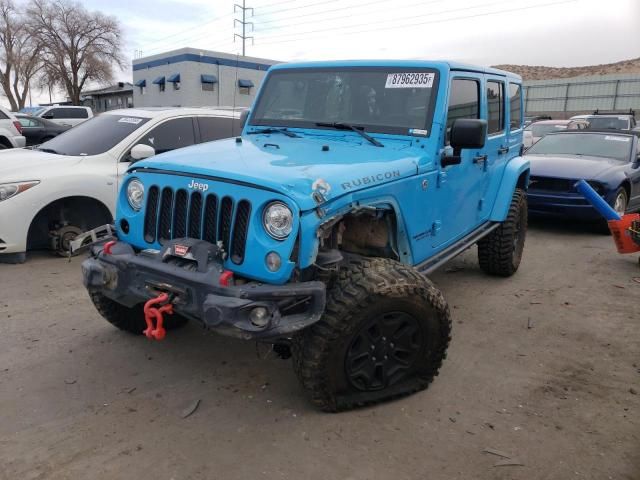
[28,0,125,105]
[0,0,42,110]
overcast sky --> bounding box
[21,0,640,104]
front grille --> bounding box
[529,176,576,193]
[143,187,252,264]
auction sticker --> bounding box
[118,117,143,125]
[385,72,434,89]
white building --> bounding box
[132,48,280,108]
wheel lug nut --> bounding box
[372,356,377,362]
[370,345,375,350]
[390,343,394,348]
[383,355,388,360]
[382,336,386,341]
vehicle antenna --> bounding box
[232,53,239,137]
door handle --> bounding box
[473,154,488,164]
[498,146,510,154]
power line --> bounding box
[255,0,517,40]
[251,0,342,18]
[254,0,450,32]
[255,0,445,28]
[255,0,579,46]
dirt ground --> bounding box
[0,219,639,480]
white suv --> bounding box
[0,107,244,263]
[0,106,26,149]
[36,106,93,126]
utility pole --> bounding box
[234,0,254,57]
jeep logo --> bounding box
[188,180,209,192]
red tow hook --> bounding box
[143,292,174,340]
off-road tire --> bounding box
[89,291,188,334]
[477,188,527,277]
[292,257,451,412]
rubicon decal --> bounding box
[188,180,209,192]
[341,170,401,190]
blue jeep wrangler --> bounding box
[81,61,529,411]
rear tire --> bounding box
[292,257,451,412]
[477,188,527,277]
[89,291,188,334]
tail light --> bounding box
[13,120,22,134]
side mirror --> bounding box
[130,143,156,161]
[450,118,487,152]
[240,110,250,129]
[442,119,487,167]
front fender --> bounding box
[489,156,530,222]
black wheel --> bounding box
[89,291,188,334]
[477,188,527,277]
[292,257,451,412]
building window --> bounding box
[173,82,180,91]
[201,74,218,92]
[117,97,123,106]
[238,79,254,95]
[159,83,165,92]
[140,86,146,95]
[135,79,146,95]
[168,73,181,91]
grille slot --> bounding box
[203,194,218,243]
[529,176,576,193]
[219,196,234,253]
[158,188,174,244]
[231,200,251,264]
[144,186,253,265]
[172,189,188,238]
[144,186,159,243]
[188,192,203,238]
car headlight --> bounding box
[126,178,145,211]
[263,201,293,240]
[0,181,39,202]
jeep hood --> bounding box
[132,135,422,211]
[0,148,81,182]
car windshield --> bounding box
[587,116,630,130]
[37,114,150,156]
[528,123,568,137]
[250,67,438,135]
[526,132,633,162]
[19,106,44,115]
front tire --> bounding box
[612,187,628,218]
[477,188,527,277]
[89,291,188,334]
[292,257,451,412]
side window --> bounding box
[198,117,235,142]
[0,110,8,120]
[135,117,196,155]
[48,108,65,119]
[487,80,505,135]
[69,108,89,119]
[509,83,523,130]
[446,78,480,142]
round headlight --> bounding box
[263,202,293,240]
[126,178,145,211]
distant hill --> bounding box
[492,57,640,80]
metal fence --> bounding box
[523,73,640,118]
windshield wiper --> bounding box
[37,147,62,155]
[315,122,384,147]
[247,127,300,138]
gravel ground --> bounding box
[0,220,639,480]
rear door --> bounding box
[481,74,509,216]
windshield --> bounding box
[250,68,438,135]
[528,123,568,137]
[587,116,630,130]
[38,114,150,156]
[526,133,633,162]
[19,106,44,115]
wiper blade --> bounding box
[315,122,384,147]
[37,147,62,155]
[247,127,300,138]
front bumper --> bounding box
[82,239,326,340]
[528,190,605,220]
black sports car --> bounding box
[15,113,71,146]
